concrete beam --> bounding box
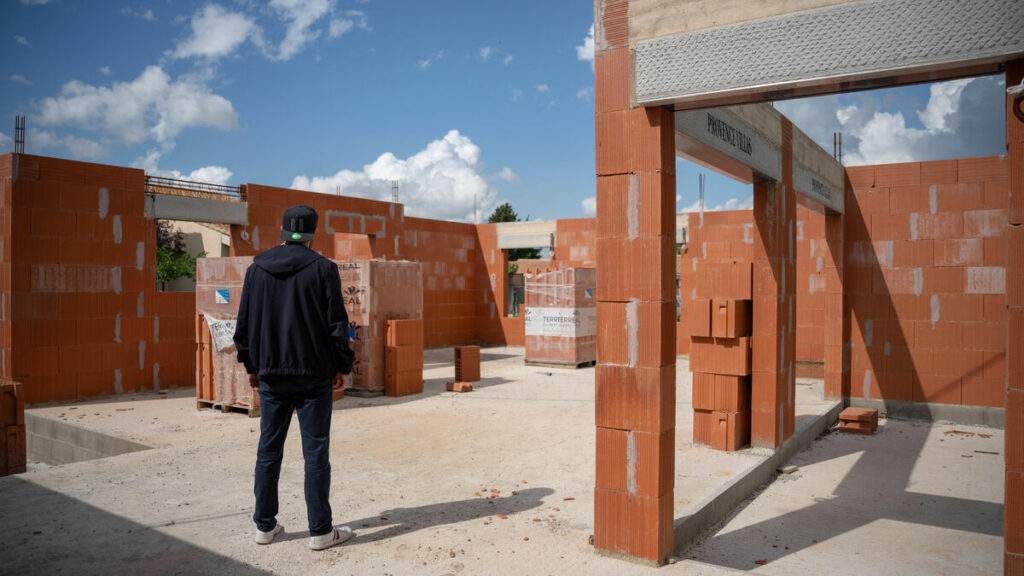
[675,104,844,213]
[144,194,249,225]
[495,220,557,249]
[635,0,1023,109]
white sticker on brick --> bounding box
[525,306,597,339]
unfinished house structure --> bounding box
[0,0,1021,571]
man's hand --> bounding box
[249,374,259,390]
[333,373,345,390]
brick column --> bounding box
[592,0,677,564]
[1005,58,1024,575]
[823,207,846,400]
[751,120,797,447]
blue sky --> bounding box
[1,1,1008,222]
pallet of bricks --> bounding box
[689,261,753,451]
[195,257,262,416]
[336,260,423,397]
[1,379,26,476]
[523,267,596,367]
[385,319,424,397]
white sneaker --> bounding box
[309,525,353,550]
[254,523,284,545]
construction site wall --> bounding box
[843,157,1009,407]
[2,154,195,404]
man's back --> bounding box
[234,243,354,380]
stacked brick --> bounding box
[447,345,480,392]
[195,257,257,411]
[0,380,26,476]
[843,156,1009,407]
[689,262,753,451]
[384,319,423,397]
[523,268,596,366]
[838,407,878,435]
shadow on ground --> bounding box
[0,476,272,575]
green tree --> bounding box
[156,221,205,291]
[487,202,541,262]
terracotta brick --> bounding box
[914,374,962,404]
[692,372,715,410]
[871,213,911,240]
[875,163,921,187]
[692,409,713,445]
[984,236,1006,266]
[983,180,1011,209]
[593,489,673,562]
[1008,471,1024,554]
[916,213,963,240]
[1008,388,1024,470]
[1011,308,1024,390]
[962,377,1004,408]
[845,166,874,189]
[714,374,750,413]
[934,182,984,212]
[963,322,1007,351]
[595,47,629,114]
[966,267,1006,295]
[445,381,473,392]
[852,187,890,215]
[913,321,963,350]
[689,337,751,376]
[884,346,930,375]
[688,298,711,338]
[958,156,1007,183]
[695,261,753,300]
[636,301,676,368]
[891,240,933,267]
[0,382,24,427]
[710,411,750,451]
[920,160,958,184]
[596,172,675,240]
[934,239,983,267]
[595,365,675,432]
[595,427,628,492]
[964,209,1008,238]
[922,267,964,294]
[596,235,675,302]
[711,299,752,338]
[932,349,983,378]
[887,185,930,214]
[1011,225,1024,306]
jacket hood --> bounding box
[253,243,322,277]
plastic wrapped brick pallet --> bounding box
[524,268,596,367]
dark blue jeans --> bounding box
[253,376,334,536]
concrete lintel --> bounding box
[675,103,844,213]
[498,233,554,250]
[144,193,249,226]
[848,398,1005,429]
[672,400,843,554]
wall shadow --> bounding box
[0,477,273,575]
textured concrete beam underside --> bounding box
[635,0,1024,108]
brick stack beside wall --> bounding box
[0,380,25,476]
[843,157,1008,407]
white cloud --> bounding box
[20,0,52,5]
[776,76,1005,166]
[479,46,496,61]
[0,132,12,152]
[329,10,367,38]
[14,35,30,47]
[536,84,549,93]
[581,196,596,216]
[98,66,112,76]
[121,6,156,21]
[503,55,514,66]
[576,86,593,101]
[27,128,109,161]
[270,0,334,61]
[291,130,500,222]
[34,65,237,151]
[9,74,31,85]
[133,149,233,184]
[170,4,258,60]
[576,24,594,70]
[490,167,519,183]
[418,50,444,70]
[679,196,753,213]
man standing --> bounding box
[233,204,356,551]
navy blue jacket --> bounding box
[233,243,354,379]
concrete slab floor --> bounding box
[686,418,1004,575]
[2,347,828,575]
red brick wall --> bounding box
[552,218,597,268]
[403,217,479,347]
[4,154,195,403]
[474,223,507,344]
[844,156,1009,407]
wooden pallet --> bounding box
[197,398,260,418]
[524,359,596,369]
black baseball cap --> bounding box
[280,205,318,242]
